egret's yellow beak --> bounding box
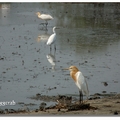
[62,68,69,70]
[36,12,40,15]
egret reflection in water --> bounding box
[46,53,56,71]
[36,33,50,43]
[0,4,10,25]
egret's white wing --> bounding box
[75,71,89,97]
[84,77,89,97]
[40,14,53,20]
[46,33,56,45]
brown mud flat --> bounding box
[0,94,120,116]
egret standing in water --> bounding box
[36,12,53,29]
[64,66,89,104]
[46,26,59,51]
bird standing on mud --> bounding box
[36,12,53,29]
[64,66,89,104]
[46,26,59,51]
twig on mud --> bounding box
[45,100,98,112]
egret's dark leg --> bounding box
[81,92,83,104]
[50,45,52,51]
[79,91,82,104]
[45,21,48,30]
[79,91,84,104]
[54,44,56,51]
[50,47,51,54]
[54,47,55,56]
[46,21,48,27]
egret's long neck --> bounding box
[53,30,56,33]
[37,12,41,18]
[38,14,41,17]
[70,70,78,82]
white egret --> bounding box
[64,66,89,104]
[46,26,59,51]
[36,12,53,29]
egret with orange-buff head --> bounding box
[64,66,89,104]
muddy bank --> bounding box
[0,93,120,116]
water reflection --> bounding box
[36,32,50,43]
[0,4,10,10]
[0,4,10,25]
[46,52,56,71]
[38,24,48,31]
[52,3,120,29]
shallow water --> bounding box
[0,3,120,110]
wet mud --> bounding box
[1,93,120,115]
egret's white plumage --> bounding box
[75,71,89,98]
[36,12,53,21]
[64,66,89,103]
[46,32,56,45]
[46,27,58,50]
